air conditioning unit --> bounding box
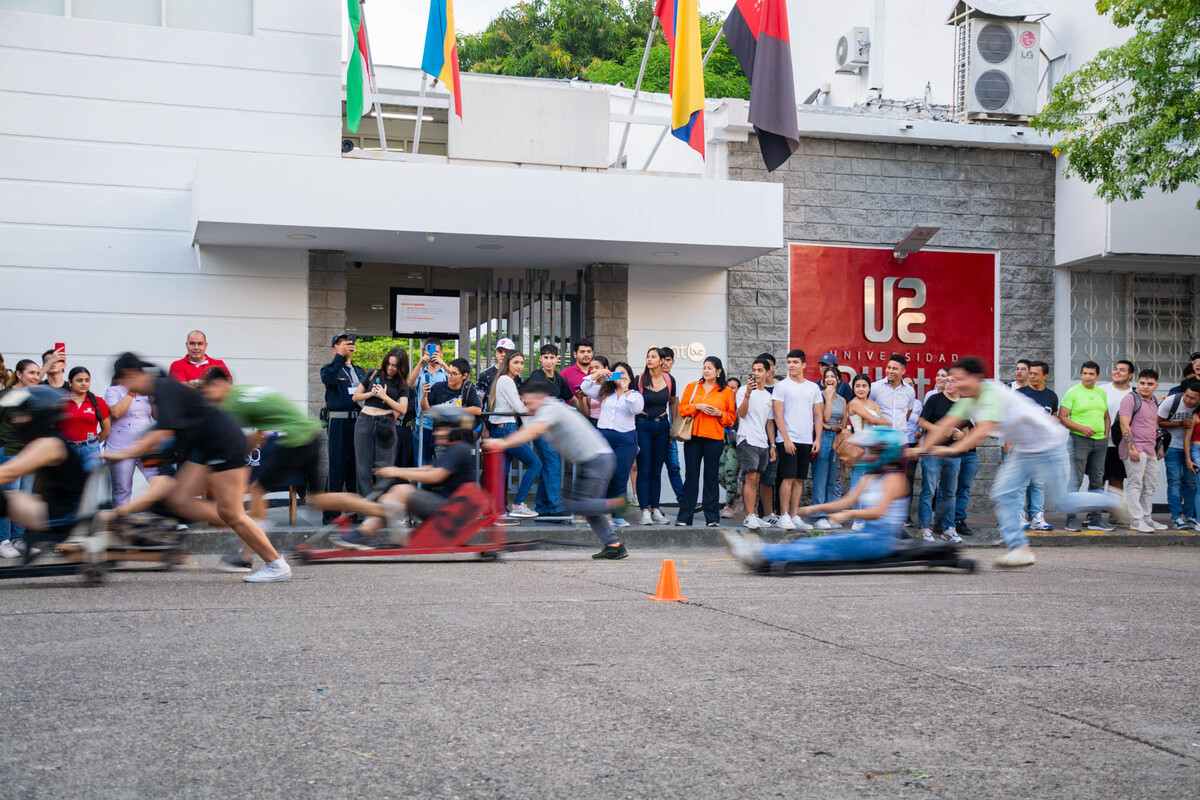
[835,27,870,75]
[953,16,1040,121]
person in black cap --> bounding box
[103,353,291,582]
[819,351,854,403]
[320,334,367,513]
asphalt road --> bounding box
[1,548,1197,799]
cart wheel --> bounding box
[81,563,108,586]
[296,547,313,564]
[479,550,500,561]
[958,558,977,574]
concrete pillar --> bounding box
[585,263,629,364]
[308,250,348,419]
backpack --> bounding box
[1112,392,1173,454]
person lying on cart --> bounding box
[0,386,90,556]
[723,428,911,570]
[323,406,479,549]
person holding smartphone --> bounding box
[407,337,448,466]
[581,361,644,527]
[40,345,67,393]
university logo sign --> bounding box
[788,244,996,396]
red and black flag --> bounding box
[722,0,801,171]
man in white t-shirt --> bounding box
[920,357,1126,569]
[1099,359,1134,494]
[771,349,823,531]
[734,357,776,530]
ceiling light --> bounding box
[287,233,317,240]
[425,233,436,243]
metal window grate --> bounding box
[1070,271,1200,384]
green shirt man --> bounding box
[222,385,320,447]
[1060,380,1109,440]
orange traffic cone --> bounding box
[648,559,687,602]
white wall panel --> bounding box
[0,225,197,271]
[627,265,729,388]
[0,49,338,117]
[0,136,199,189]
[0,180,191,231]
[0,92,337,155]
[0,266,306,318]
[255,0,341,37]
[0,9,338,75]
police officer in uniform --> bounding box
[320,334,367,517]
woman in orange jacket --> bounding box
[675,356,737,527]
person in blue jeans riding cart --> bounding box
[723,427,910,569]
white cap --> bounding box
[496,337,516,351]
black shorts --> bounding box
[774,441,813,480]
[184,414,248,473]
[255,436,322,493]
[406,488,448,520]
[1103,446,1126,483]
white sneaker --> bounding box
[612,517,630,528]
[640,509,653,525]
[793,517,813,531]
[0,540,20,559]
[1030,513,1054,531]
[1019,512,1030,530]
[1149,519,1168,531]
[776,514,796,530]
[507,503,538,518]
[920,527,936,542]
[762,514,779,527]
[994,545,1036,569]
[850,520,864,532]
[244,558,292,583]
[1134,521,1156,533]
[651,508,668,524]
[941,527,963,544]
[815,518,833,531]
[722,530,764,569]
[743,514,764,530]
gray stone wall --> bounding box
[726,136,1057,519]
[585,263,629,365]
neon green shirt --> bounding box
[222,385,320,447]
[1060,383,1108,440]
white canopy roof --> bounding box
[946,1,1050,23]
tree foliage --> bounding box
[1031,0,1200,207]
[458,0,749,99]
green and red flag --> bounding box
[345,0,371,133]
[723,0,801,171]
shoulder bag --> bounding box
[671,381,698,441]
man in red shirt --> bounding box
[559,338,594,396]
[168,330,231,387]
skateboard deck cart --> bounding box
[757,541,977,575]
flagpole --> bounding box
[359,0,388,151]
[412,74,428,155]
[642,27,723,171]
[613,15,659,169]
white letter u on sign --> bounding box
[863,277,927,344]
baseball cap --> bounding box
[330,333,356,346]
[819,351,839,366]
[496,337,516,351]
[111,352,157,376]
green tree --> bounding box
[1032,0,1200,207]
[459,0,749,99]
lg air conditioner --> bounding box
[954,17,1040,121]
[835,27,870,75]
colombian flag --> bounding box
[654,0,705,158]
[421,0,463,118]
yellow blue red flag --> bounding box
[421,0,463,118]
[654,0,705,157]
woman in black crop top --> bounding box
[634,347,675,525]
[352,349,409,495]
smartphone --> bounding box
[610,371,625,382]
[54,342,65,355]
[425,343,437,357]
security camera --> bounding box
[353,261,363,269]
[341,139,355,154]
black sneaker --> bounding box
[706,521,721,528]
[591,544,629,560]
[956,522,974,537]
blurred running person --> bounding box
[104,354,290,583]
[0,359,42,557]
[1016,360,1060,532]
[486,382,630,559]
[920,357,1127,568]
[724,428,910,570]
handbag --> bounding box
[670,382,698,441]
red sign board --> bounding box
[789,244,996,395]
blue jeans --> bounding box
[601,428,637,500]
[848,463,870,494]
[1189,446,1200,522]
[664,437,685,498]
[918,455,960,530]
[635,416,670,509]
[492,422,540,505]
[761,519,898,563]
[1165,448,1196,521]
[0,452,15,541]
[69,439,102,474]
[954,450,980,525]
[533,438,565,515]
[809,429,842,514]
[1024,481,1045,516]
[992,445,1120,550]
[412,426,435,467]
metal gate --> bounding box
[1071,271,1200,384]
[460,270,587,375]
